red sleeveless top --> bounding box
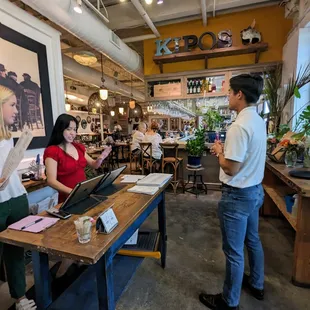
[43,143,87,203]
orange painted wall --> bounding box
[143,6,292,75]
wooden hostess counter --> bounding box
[262,160,310,286]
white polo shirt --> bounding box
[220,106,267,188]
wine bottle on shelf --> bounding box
[208,78,212,92]
[197,80,201,94]
[187,80,191,94]
[193,80,197,94]
[212,79,217,92]
[189,80,193,94]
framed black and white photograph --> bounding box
[0,22,53,149]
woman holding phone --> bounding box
[44,113,111,203]
[0,84,36,310]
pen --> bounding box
[21,218,43,230]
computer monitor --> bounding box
[94,165,127,195]
[60,174,106,212]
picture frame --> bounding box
[0,23,53,149]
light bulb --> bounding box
[145,0,153,4]
[73,0,82,13]
[99,88,108,100]
[119,107,124,114]
[129,99,136,109]
[110,111,115,116]
[65,103,71,112]
[157,0,163,3]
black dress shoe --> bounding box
[199,293,239,310]
[242,274,264,300]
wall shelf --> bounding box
[153,43,269,73]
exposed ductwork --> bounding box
[62,55,145,102]
[131,0,160,37]
[21,0,144,81]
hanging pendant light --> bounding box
[99,55,108,100]
[64,79,71,112]
[119,107,124,114]
[110,110,115,117]
[129,75,136,109]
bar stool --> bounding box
[160,143,184,194]
[139,142,157,175]
[183,166,208,197]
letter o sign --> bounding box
[198,32,217,50]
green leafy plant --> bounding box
[203,109,222,131]
[186,127,206,157]
[293,105,310,139]
[264,63,310,134]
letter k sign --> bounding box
[155,38,173,56]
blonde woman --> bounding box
[0,84,36,310]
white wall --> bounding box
[281,4,310,127]
[0,0,65,169]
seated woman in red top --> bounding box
[44,114,111,203]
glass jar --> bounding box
[285,149,298,168]
[304,147,310,168]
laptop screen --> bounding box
[94,165,126,194]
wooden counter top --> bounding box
[265,160,310,197]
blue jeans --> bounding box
[218,184,265,307]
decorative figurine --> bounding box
[240,19,262,45]
[217,30,233,48]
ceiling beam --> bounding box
[131,0,160,38]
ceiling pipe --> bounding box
[62,55,145,102]
[20,0,144,81]
[123,34,157,43]
[131,0,160,37]
[201,0,207,26]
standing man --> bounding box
[0,64,7,82]
[199,74,266,310]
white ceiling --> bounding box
[100,0,278,31]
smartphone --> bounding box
[47,207,71,220]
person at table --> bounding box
[131,122,147,154]
[43,114,111,204]
[200,74,266,310]
[0,84,37,310]
[143,121,162,171]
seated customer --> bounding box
[131,122,147,154]
[143,121,162,171]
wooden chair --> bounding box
[129,147,142,175]
[139,142,158,175]
[160,143,184,194]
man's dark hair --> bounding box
[230,74,264,104]
[114,121,118,125]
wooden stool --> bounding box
[129,149,142,174]
[139,142,158,175]
[183,166,208,197]
[160,143,184,194]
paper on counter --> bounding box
[128,185,159,195]
[121,175,146,183]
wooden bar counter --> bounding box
[262,160,310,287]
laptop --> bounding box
[60,174,106,215]
[94,165,127,196]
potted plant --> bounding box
[186,127,206,167]
[203,109,222,142]
[264,63,310,135]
